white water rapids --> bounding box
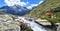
[25,20,47,31]
[17,17,47,31]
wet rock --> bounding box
[57,24,60,31]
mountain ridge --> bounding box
[0,5,31,16]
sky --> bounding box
[0,0,45,9]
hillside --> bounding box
[25,0,60,24]
[26,0,60,18]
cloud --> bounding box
[27,4,38,9]
[4,0,44,9]
[39,1,43,4]
[26,1,29,4]
[27,1,43,9]
[27,6,32,9]
[31,4,38,6]
[4,0,27,6]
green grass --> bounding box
[26,0,60,17]
[25,0,60,23]
[21,26,33,31]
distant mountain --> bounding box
[0,5,31,16]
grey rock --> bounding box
[57,24,60,31]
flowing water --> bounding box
[25,20,47,31]
[18,17,54,31]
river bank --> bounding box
[0,14,58,31]
[17,16,57,31]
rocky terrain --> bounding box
[0,14,20,31]
[0,11,34,31]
